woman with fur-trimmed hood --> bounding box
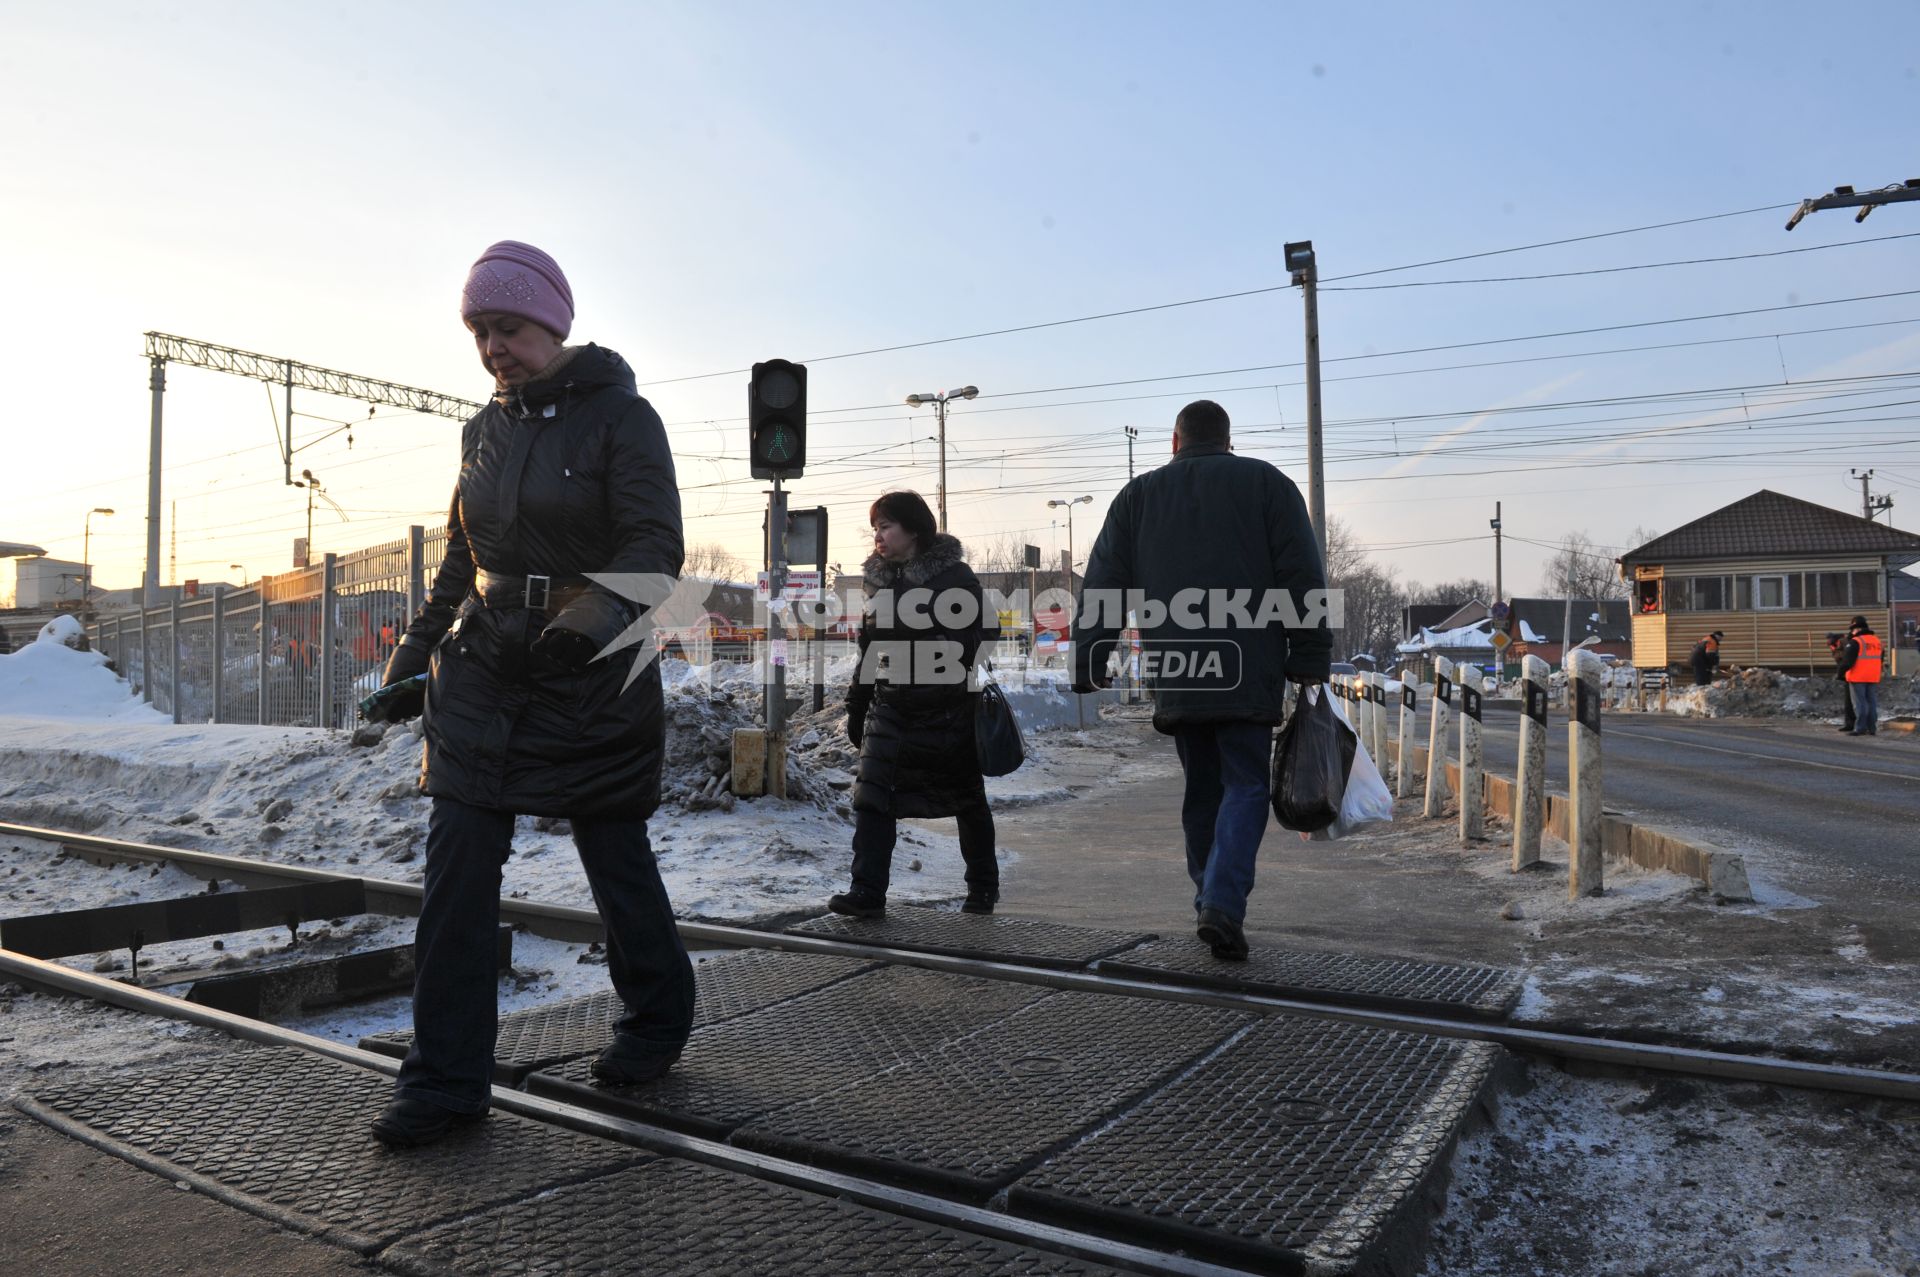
[831,490,999,918]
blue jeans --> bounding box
[1173,722,1275,926]
[396,797,695,1113]
[1850,682,1879,734]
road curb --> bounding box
[1381,738,1754,902]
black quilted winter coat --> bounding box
[399,344,683,818]
[846,535,992,819]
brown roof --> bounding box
[1620,490,1920,567]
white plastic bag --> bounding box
[1304,695,1396,840]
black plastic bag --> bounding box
[974,668,1027,777]
[1271,686,1356,831]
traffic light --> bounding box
[749,359,807,480]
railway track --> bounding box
[4,817,1919,1275]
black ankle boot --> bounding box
[961,886,999,915]
[370,1096,487,1148]
[828,887,885,919]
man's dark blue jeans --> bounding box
[396,797,695,1114]
[1173,721,1275,926]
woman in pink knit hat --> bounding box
[368,241,694,1147]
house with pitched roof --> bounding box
[1617,490,1920,676]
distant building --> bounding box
[13,557,89,609]
[1619,490,1920,676]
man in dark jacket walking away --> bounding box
[1689,631,1723,686]
[1071,400,1331,961]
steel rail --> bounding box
[6,819,1919,1103]
[0,947,1252,1277]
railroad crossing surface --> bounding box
[10,909,1519,1277]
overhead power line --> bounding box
[637,200,1800,388]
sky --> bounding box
[4,0,1920,603]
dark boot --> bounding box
[828,887,886,919]
[961,886,999,915]
[370,1096,487,1148]
[590,1037,681,1086]
[1196,907,1250,962]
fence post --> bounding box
[320,553,339,730]
[407,525,425,624]
[168,599,182,725]
[1425,656,1454,819]
[1513,653,1549,870]
[211,587,225,724]
[259,582,273,725]
[138,606,151,702]
[1395,678,1418,798]
[1568,648,1605,898]
[1458,663,1486,843]
[114,615,125,678]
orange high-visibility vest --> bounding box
[1846,633,1883,683]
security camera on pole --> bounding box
[749,358,808,797]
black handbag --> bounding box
[974,664,1027,777]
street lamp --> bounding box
[230,564,249,588]
[1046,495,1094,585]
[903,384,979,533]
[83,507,113,610]
[291,468,347,560]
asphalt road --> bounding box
[1402,701,1920,946]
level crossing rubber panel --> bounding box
[360,949,878,1081]
[1008,1015,1505,1276]
[785,906,1154,969]
[16,1045,645,1254]
[381,1159,1123,1277]
[529,964,1051,1139]
[735,989,1253,1200]
[1097,939,1523,1020]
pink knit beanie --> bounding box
[460,241,574,340]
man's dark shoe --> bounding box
[828,888,886,919]
[590,1039,681,1086]
[1196,907,1250,962]
[370,1096,486,1148]
[961,886,999,915]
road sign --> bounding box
[756,569,822,603]
[1490,601,1511,625]
[1490,629,1512,651]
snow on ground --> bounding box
[0,616,169,723]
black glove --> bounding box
[530,625,597,673]
[381,641,431,687]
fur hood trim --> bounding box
[863,532,966,592]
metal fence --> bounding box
[93,526,439,728]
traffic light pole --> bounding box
[765,480,788,798]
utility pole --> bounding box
[1285,241,1326,560]
[1490,502,1503,603]
[145,355,165,606]
[1850,467,1893,522]
[1124,426,1138,481]
[904,385,980,533]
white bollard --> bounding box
[1568,648,1605,898]
[1425,656,1454,819]
[1396,678,1419,799]
[1352,673,1370,753]
[1370,673,1390,777]
[1512,654,1549,871]
[1458,663,1486,843]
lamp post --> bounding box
[229,564,249,588]
[291,468,346,560]
[1046,495,1093,586]
[903,385,979,533]
[83,507,113,612]
[1284,239,1326,561]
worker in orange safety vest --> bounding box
[1838,615,1883,736]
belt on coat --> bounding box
[472,569,597,614]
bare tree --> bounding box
[1537,530,1626,600]
[681,541,746,583]
[1323,517,1403,666]
[1404,578,1495,607]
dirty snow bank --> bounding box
[0,616,168,723]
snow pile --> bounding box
[0,617,168,723]
[1666,667,1917,719]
